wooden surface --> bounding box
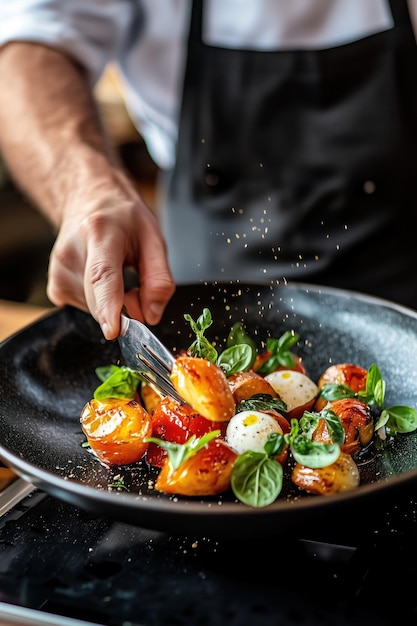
[0,299,53,342]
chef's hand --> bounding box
[0,42,175,335]
[46,167,176,341]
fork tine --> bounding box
[142,343,172,374]
[136,352,184,403]
[118,308,184,403]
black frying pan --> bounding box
[0,281,417,538]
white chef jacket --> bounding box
[0,1,414,170]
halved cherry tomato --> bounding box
[264,412,290,466]
[227,370,279,404]
[0,467,17,490]
[315,363,368,410]
[141,382,164,414]
[329,397,374,456]
[292,451,360,495]
[318,363,368,391]
[311,417,333,444]
[155,439,238,496]
[80,397,152,465]
[170,356,235,422]
[146,396,227,467]
[263,410,291,435]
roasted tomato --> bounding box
[315,363,368,410]
[141,382,164,414]
[291,451,360,495]
[146,396,226,467]
[227,370,279,404]
[170,356,235,422]
[329,397,374,456]
[0,467,17,490]
[80,397,152,465]
[264,411,291,435]
[155,438,238,496]
[311,417,333,444]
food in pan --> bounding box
[0,464,18,490]
[80,308,417,508]
[80,397,152,466]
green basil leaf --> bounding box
[363,364,385,409]
[275,352,296,369]
[231,450,283,507]
[366,363,381,395]
[321,409,345,446]
[297,409,344,446]
[319,383,355,401]
[185,308,213,334]
[237,393,287,414]
[93,365,142,399]
[277,331,300,352]
[184,309,218,362]
[146,430,221,470]
[109,476,128,491]
[298,411,321,438]
[385,405,417,433]
[373,379,386,410]
[374,409,390,431]
[256,332,298,375]
[217,344,254,376]
[256,354,281,374]
[95,365,118,382]
[263,431,286,457]
[226,322,257,367]
[291,438,341,468]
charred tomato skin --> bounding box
[146,396,227,467]
[155,438,238,496]
[315,363,368,411]
[317,363,368,391]
[227,370,279,404]
[170,356,236,422]
[329,397,374,455]
[80,397,152,465]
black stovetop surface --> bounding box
[1,488,416,626]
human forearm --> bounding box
[0,41,175,338]
[0,42,118,226]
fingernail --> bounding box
[102,322,111,340]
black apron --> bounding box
[160,0,417,309]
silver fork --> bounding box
[118,308,184,403]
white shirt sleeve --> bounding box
[0,0,188,168]
[0,0,140,84]
[0,0,407,171]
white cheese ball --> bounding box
[264,370,318,413]
[225,411,282,454]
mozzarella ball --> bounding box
[225,411,283,454]
[264,370,319,418]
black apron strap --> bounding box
[161,1,417,309]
